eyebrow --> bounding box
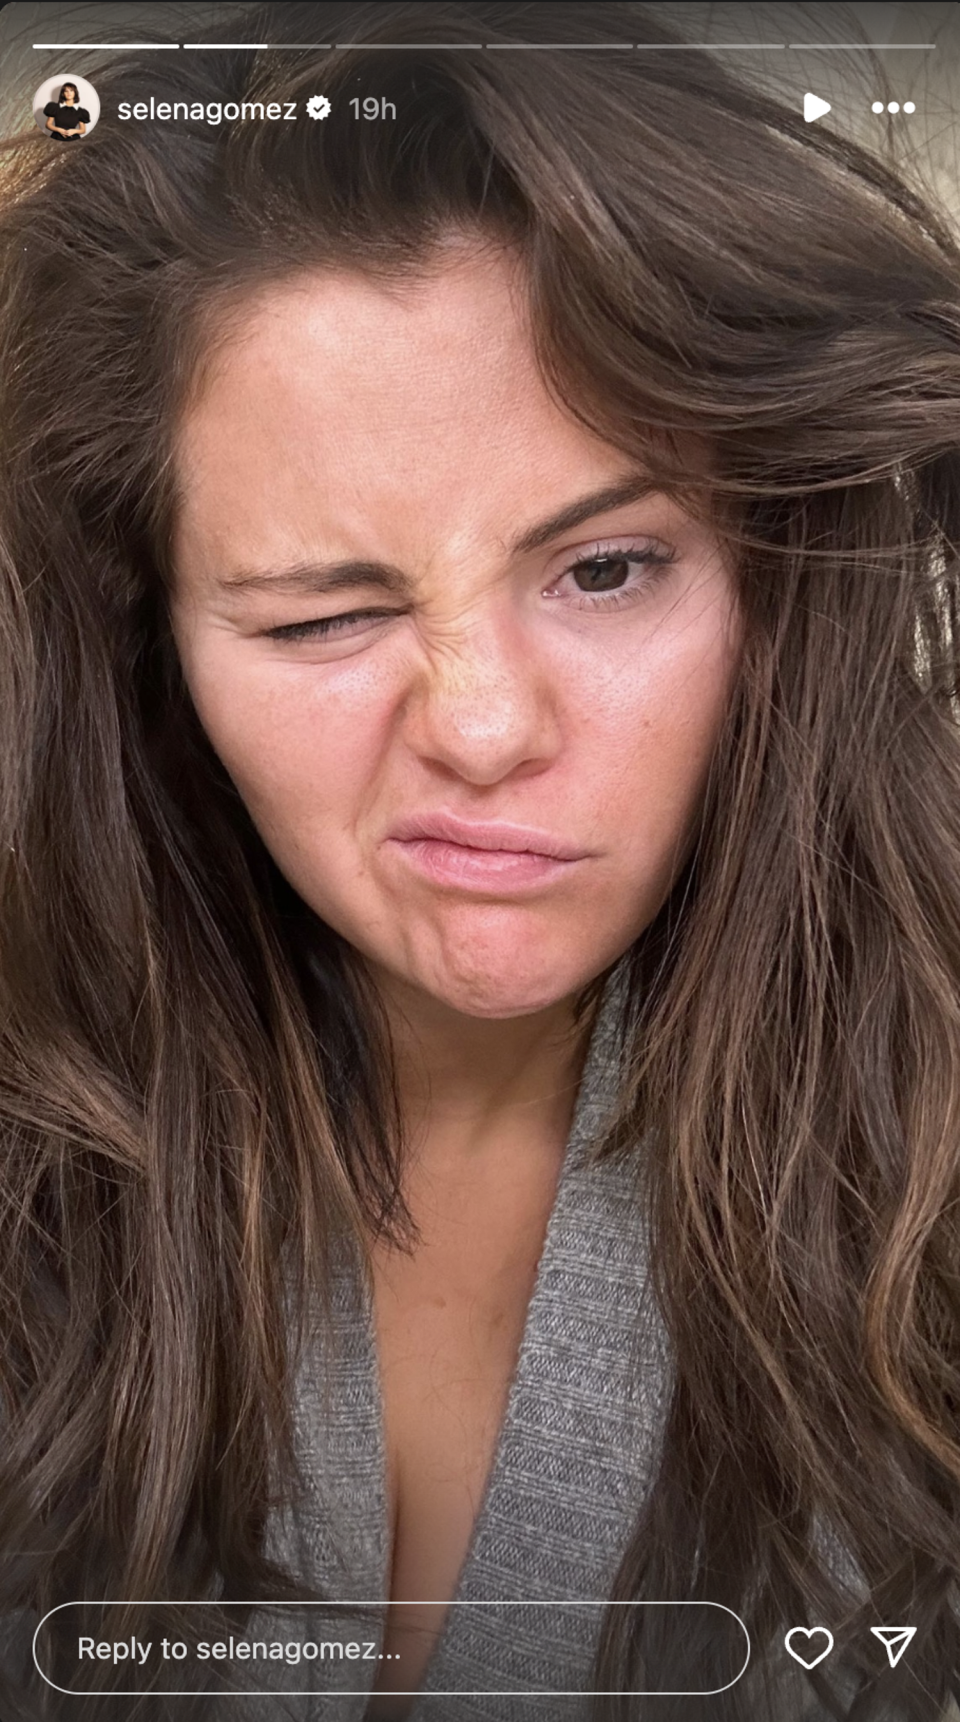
[214,475,660,597]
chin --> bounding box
[344,903,629,1020]
[416,950,601,1021]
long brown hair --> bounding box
[2,3,960,1716]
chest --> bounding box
[366,1142,563,1707]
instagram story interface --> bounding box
[1,2,960,1720]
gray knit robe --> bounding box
[235,969,845,1721]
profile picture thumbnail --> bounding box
[32,74,100,142]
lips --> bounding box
[387,811,588,861]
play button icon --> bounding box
[804,92,832,122]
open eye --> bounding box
[544,540,677,608]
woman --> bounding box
[41,82,88,141]
[1,3,960,1719]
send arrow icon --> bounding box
[803,92,832,122]
[870,1627,916,1668]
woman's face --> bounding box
[62,88,76,102]
[171,247,743,1020]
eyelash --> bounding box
[262,542,676,643]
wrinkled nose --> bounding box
[404,618,562,786]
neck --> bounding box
[368,966,598,1162]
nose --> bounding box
[404,612,562,786]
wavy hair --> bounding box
[2,3,960,1717]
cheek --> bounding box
[565,603,740,862]
[179,635,397,848]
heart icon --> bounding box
[784,1627,834,1669]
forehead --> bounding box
[172,252,649,579]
